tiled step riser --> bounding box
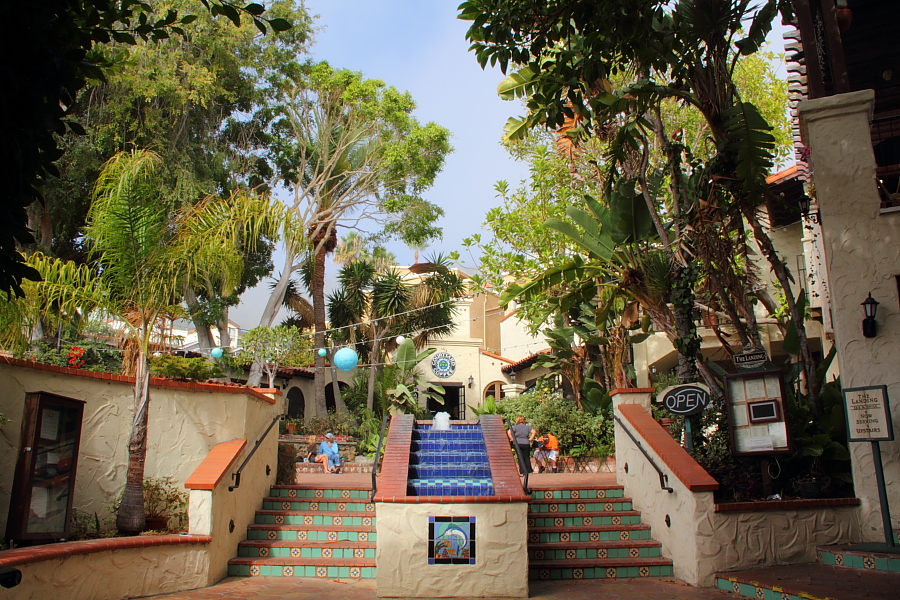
[262,500,374,512]
[531,501,633,513]
[410,466,492,478]
[228,564,376,579]
[269,488,371,499]
[530,515,642,527]
[247,530,375,542]
[530,565,672,580]
[530,530,651,543]
[411,452,489,464]
[530,547,661,560]
[411,441,487,452]
[413,432,484,441]
[295,464,373,473]
[531,489,624,500]
[817,548,900,573]
[239,547,376,559]
[255,514,375,526]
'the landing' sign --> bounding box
[844,385,894,442]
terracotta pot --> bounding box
[658,417,676,428]
[836,8,852,33]
[285,422,299,435]
[144,516,169,531]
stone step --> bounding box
[529,511,643,527]
[818,544,900,574]
[530,542,663,561]
[529,558,673,581]
[227,557,376,579]
[246,524,375,542]
[294,462,373,474]
[529,498,634,513]
[528,524,652,544]
[254,510,375,527]
[261,498,375,512]
[269,486,372,499]
[716,563,900,600]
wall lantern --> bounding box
[862,293,879,338]
[468,375,474,388]
[798,195,821,224]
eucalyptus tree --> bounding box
[0,149,285,534]
[255,62,452,417]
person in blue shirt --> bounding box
[314,432,342,473]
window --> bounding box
[483,381,506,401]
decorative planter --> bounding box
[285,422,299,435]
[143,516,169,531]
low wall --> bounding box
[613,392,862,586]
[0,357,279,537]
[0,535,211,600]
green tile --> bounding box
[327,567,338,577]
[305,566,315,577]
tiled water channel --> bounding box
[407,423,494,496]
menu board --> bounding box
[724,370,792,456]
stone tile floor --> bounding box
[142,576,739,599]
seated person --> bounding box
[533,432,560,473]
[300,435,317,463]
[314,432,342,473]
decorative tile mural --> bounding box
[428,516,476,564]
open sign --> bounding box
[657,384,711,416]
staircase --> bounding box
[527,483,673,580]
[408,422,494,496]
[717,542,900,599]
[227,483,376,579]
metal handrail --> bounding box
[613,414,673,493]
[369,414,390,502]
[229,414,283,492]
[511,439,531,494]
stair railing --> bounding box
[613,414,673,493]
[229,414,283,492]
[370,414,390,502]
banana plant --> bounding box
[386,338,443,415]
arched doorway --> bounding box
[483,381,507,401]
[286,387,305,419]
[325,382,349,413]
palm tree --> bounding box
[0,149,283,534]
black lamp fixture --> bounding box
[798,195,821,224]
[468,375,474,388]
[862,292,879,338]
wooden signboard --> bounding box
[844,385,894,442]
[724,370,792,456]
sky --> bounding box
[229,1,791,328]
[230,1,530,327]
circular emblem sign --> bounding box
[657,384,711,417]
[430,352,456,378]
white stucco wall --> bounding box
[6,544,210,600]
[0,361,279,537]
[375,502,528,598]
[800,89,900,540]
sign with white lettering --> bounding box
[844,385,894,442]
[657,384,711,416]
[733,347,768,370]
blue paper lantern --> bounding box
[333,347,359,372]
[210,347,224,359]
[317,348,327,357]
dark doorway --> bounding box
[325,382,349,413]
[286,387,305,419]
[427,383,466,420]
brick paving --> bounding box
[142,576,739,599]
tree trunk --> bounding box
[330,365,349,414]
[366,336,381,412]
[116,348,151,535]
[217,308,231,349]
[183,287,216,354]
[313,244,328,417]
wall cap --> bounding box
[610,388,656,395]
[0,534,211,569]
[185,438,248,490]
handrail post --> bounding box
[370,414,390,502]
[613,414,673,493]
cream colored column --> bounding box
[799,89,900,540]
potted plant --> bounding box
[143,477,188,532]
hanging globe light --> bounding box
[333,347,359,371]
[395,335,406,345]
[210,347,224,359]
[317,348,327,357]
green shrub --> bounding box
[149,354,223,381]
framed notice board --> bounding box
[844,385,894,442]
[724,370,793,457]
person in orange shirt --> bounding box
[533,432,559,473]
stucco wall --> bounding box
[375,502,529,598]
[799,90,900,540]
[7,544,209,600]
[0,361,278,538]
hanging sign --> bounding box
[844,385,894,442]
[733,347,768,370]
[430,352,456,378]
[657,384,711,416]
[723,370,792,457]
